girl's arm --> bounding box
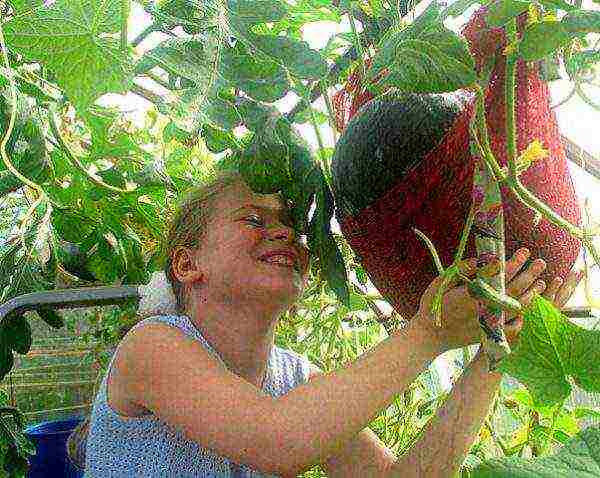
[388,349,501,478]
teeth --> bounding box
[263,255,294,267]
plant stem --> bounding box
[144,71,170,90]
[130,82,166,107]
[320,79,339,144]
[454,202,475,264]
[550,85,576,110]
[473,87,588,241]
[48,110,129,195]
[306,98,329,177]
[575,82,600,112]
[121,0,131,51]
[504,22,519,178]
[347,7,367,80]
[0,24,46,196]
[131,24,156,48]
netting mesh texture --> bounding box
[330,7,581,319]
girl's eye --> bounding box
[245,214,264,226]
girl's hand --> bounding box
[502,249,584,346]
[414,249,584,354]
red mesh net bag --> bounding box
[331,7,582,320]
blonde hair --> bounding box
[164,169,244,310]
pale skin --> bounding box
[129,178,582,477]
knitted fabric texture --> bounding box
[83,315,310,477]
[331,7,581,320]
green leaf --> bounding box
[239,136,291,194]
[0,314,32,355]
[86,233,125,283]
[471,425,600,477]
[0,344,14,381]
[519,22,571,62]
[562,10,600,34]
[220,46,290,102]
[52,209,94,244]
[369,1,441,80]
[135,39,215,89]
[202,124,238,153]
[420,26,475,69]
[485,0,530,27]
[205,97,242,130]
[37,307,64,329]
[293,107,329,125]
[441,0,482,19]
[538,0,576,11]
[153,0,224,33]
[226,0,289,28]
[566,49,600,77]
[4,0,133,110]
[497,296,600,407]
[382,39,477,93]
[309,183,349,307]
[249,35,328,79]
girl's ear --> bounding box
[170,246,204,285]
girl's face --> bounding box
[193,180,310,307]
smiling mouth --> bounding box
[259,255,299,272]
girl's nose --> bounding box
[267,223,295,243]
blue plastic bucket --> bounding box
[24,416,85,478]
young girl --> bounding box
[71,169,579,477]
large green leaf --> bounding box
[0,314,32,355]
[220,46,290,102]
[239,136,291,194]
[226,0,289,29]
[562,10,600,34]
[152,0,224,33]
[369,1,441,80]
[4,0,133,110]
[381,38,477,93]
[471,425,600,477]
[519,22,571,61]
[249,35,328,79]
[135,39,216,89]
[497,296,600,407]
[308,183,350,307]
[485,0,530,27]
[420,26,475,70]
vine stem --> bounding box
[0,21,48,243]
[0,26,46,195]
[347,7,367,81]
[320,79,339,144]
[306,97,329,177]
[47,109,129,194]
[120,0,130,51]
[575,82,600,112]
[131,23,156,48]
[505,21,519,179]
[472,86,590,242]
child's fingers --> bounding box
[519,280,547,307]
[555,269,584,308]
[507,258,546,298]
[505,248,531,282]
[543,277,563,303]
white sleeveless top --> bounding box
[84,314,311,477]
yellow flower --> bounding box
[516,139,549,174]
[503,42,518,56]
[543,12,559,22]
[527,4,540,26]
